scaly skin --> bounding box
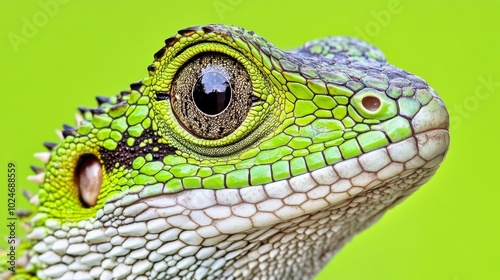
[1,24,449,279]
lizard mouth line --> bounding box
[102,129,449,233]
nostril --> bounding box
[74,154,102,208]
[362,96,381,112]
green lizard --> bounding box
[1,24,449,279]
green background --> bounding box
[1,0,498,279]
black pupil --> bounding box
[192,71,231,115]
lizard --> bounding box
[1,24,450,279]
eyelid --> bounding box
[151,43,278,156]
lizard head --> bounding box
[22,25,449,279]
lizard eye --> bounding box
[170,52,253,140]
[74,154,102,208]
[154,42,274,155]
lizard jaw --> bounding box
[104,129,449,232]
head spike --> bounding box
[79,106,105,115]
[77,106,90,115]
[154,47,167,60]
[43,142,57,151]
[201,26,214,34]
[96,96,110,105]
[30,165,44,174]
[29,195,40,206]
[177,27,197,36]
[165,36,177,47]
[130,81,142,91]
[34,152,51,163]
[89,108,105,115]
[16,210,31,218]
[62,129,76,138]
[62,124,77,138]
[55,130,64,140]
[27,172,45,184]
[75,113,84,127]
[63,124,75,131]
[22,189,34,201]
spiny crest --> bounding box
[153,25,217,62]
[22,189,37,205]
[33,152,50,164]
[28,71,144,217]
[95,95,111,106]
[59,86,136,142]
[27,173,44,185]
[62,123,77,138]
[28,149,47,186]
[30,165,44,174]
[77,106,105,120]
[130,81,142,91]
[43,142,57,151]
[30,24,234,188]
[30,81,140,183]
